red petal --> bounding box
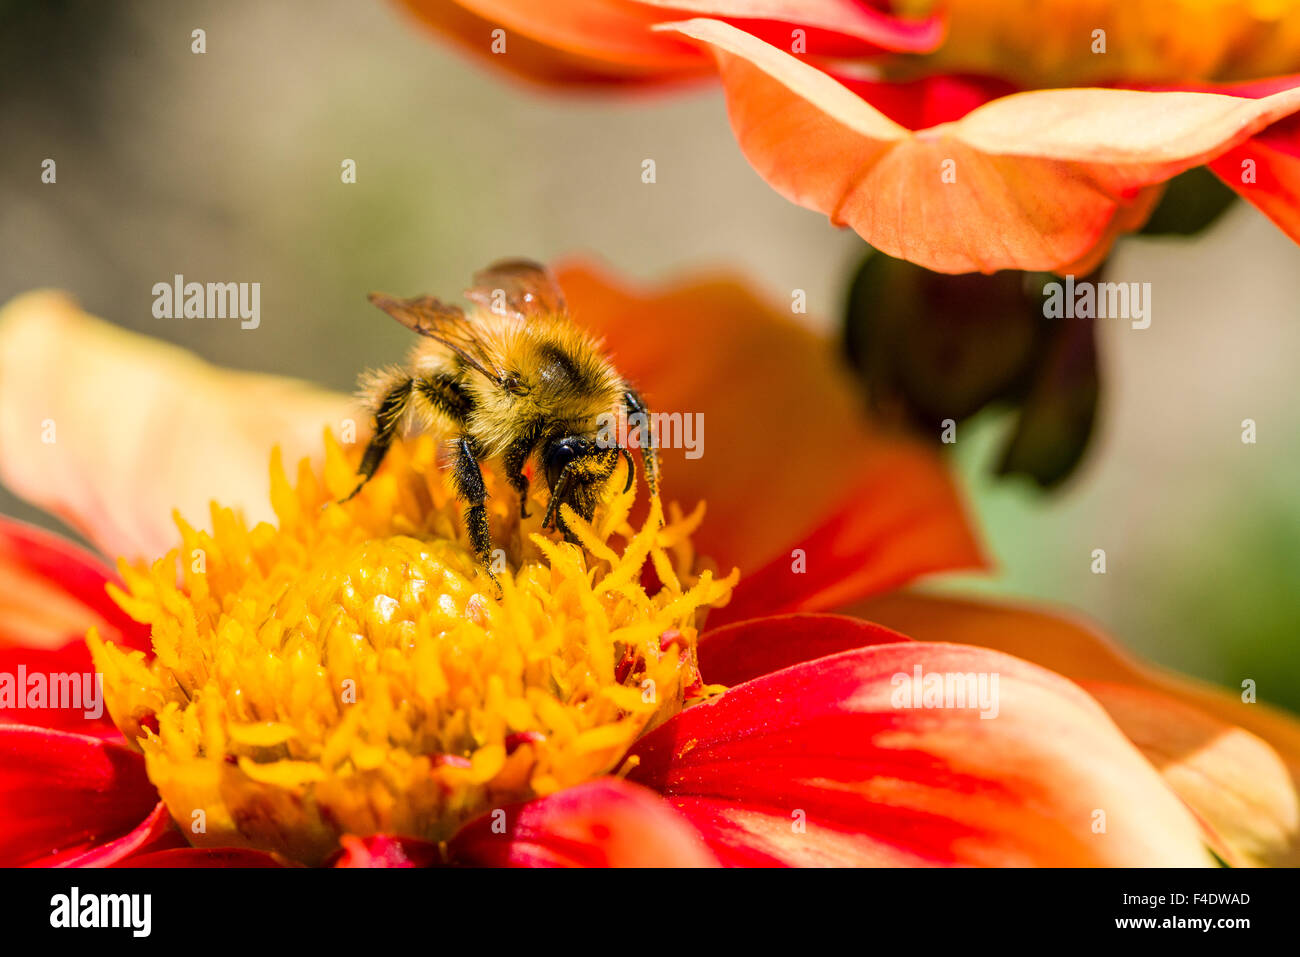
[1211,119,1300,241]
[0,725,160,866]
[0,644,120,736]
[448,777,717,866]
[331,834,442,868]
[637,0,944,54]
[112,847,286,868]
[57,802,185,867]
[1171,76,1300,249]
[0,518,149,736]
[854,591,1300,867]
[698,612,907,687]
[0,517,148,653]
[830,71,1016,129]
[629,642,1212,866]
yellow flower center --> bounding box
[89,432,735,865]
[897,0,1300,86]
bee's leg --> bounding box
[623,389,659,496]
[502,427,541,520]
[570,478,605,529]
[340,376,413,503]
[451,435,497,587]
[541,466,575,532]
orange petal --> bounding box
[394,0,710,84]
[852,591,1300,866]
[0,291,350,562]
[660,18,1300,273]
[630,640,1213,865]
[394,0,942,86]
[554,260,984,620]
[1083,682,1297,868]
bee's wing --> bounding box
[367,292,505,384]
[464,258,567,320]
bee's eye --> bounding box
[549,444,575,470]
[544,437,586,487]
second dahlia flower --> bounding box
[395,0,1300,273]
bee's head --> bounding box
[541,433,634,531]
[542,434,595,493]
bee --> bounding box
[343,259,659,583]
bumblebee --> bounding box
[344,259,659,580]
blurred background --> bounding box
[2,0,1297,710]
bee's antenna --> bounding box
[543,471,576,531]
[618,447,636,493]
